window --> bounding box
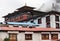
[46,23,50,28]
[13,25,19,27]
[9,34,17,41]
[55,16,59,21]
[42,34,49,40]
[10,18,12,22]
[46,16,50,22]
[23,14,28,20]
[56,23,59,28]
[5,17,8,21]
[46,16,50,28]
[25,34,32,40]
[29,26,33,28]
[18,16,20,21]
[31,20,34,23]
[38,18,41,24]
[51,34,58,40]
[20,16,23,19]
[22,26,27,28]
[29,26,35,28]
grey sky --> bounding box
[0,0,59,22]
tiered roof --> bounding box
[3,5,60,22]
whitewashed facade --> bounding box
[27,14,60,28]
[0,13,60,41]
[0,31,60,41]
[1,5,60,41]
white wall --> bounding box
[41,17,46,28]
[0,32,8,41]
[33,33,41,41]
[26,17,46,28]
[50,15,56,28]
[24,14,60,28]
[0,31,60,41]
[28,15,56,28]
[17,32,25,41]
[17,32,59,41]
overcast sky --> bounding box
[0,0,59,22]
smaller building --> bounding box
[0,23,60,41]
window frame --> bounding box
[9,33,17,41]
[46,16,50,28]
[38,18,41,24]
[25,34,32,40]
[46,16,50,22]
[41,34,49,40]
[55,16,59,21]
[56,23,59,29]
[51,34,58,40]
[46,22,50,28]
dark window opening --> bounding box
[46,16,50,28]
[25,34,32,40]
[42,34,49,40]
[46,23,50,28]
[29,26,32,28]
[51,34,58,40]
[31,20,34,23]
[56,23,59,28]
[13,25,19,27]
[46,16,50,22]
[38,18,41,24]
[55,16,59,21]
[29,26,35,28]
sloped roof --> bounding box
[16,6,35,10]
[47,11,60,15]
[3,5,46,18]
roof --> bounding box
[3,10,45,18]
[3,5,45,18]
[16,6,35,10]
[47,11,60,15]
[0,27,60,32]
